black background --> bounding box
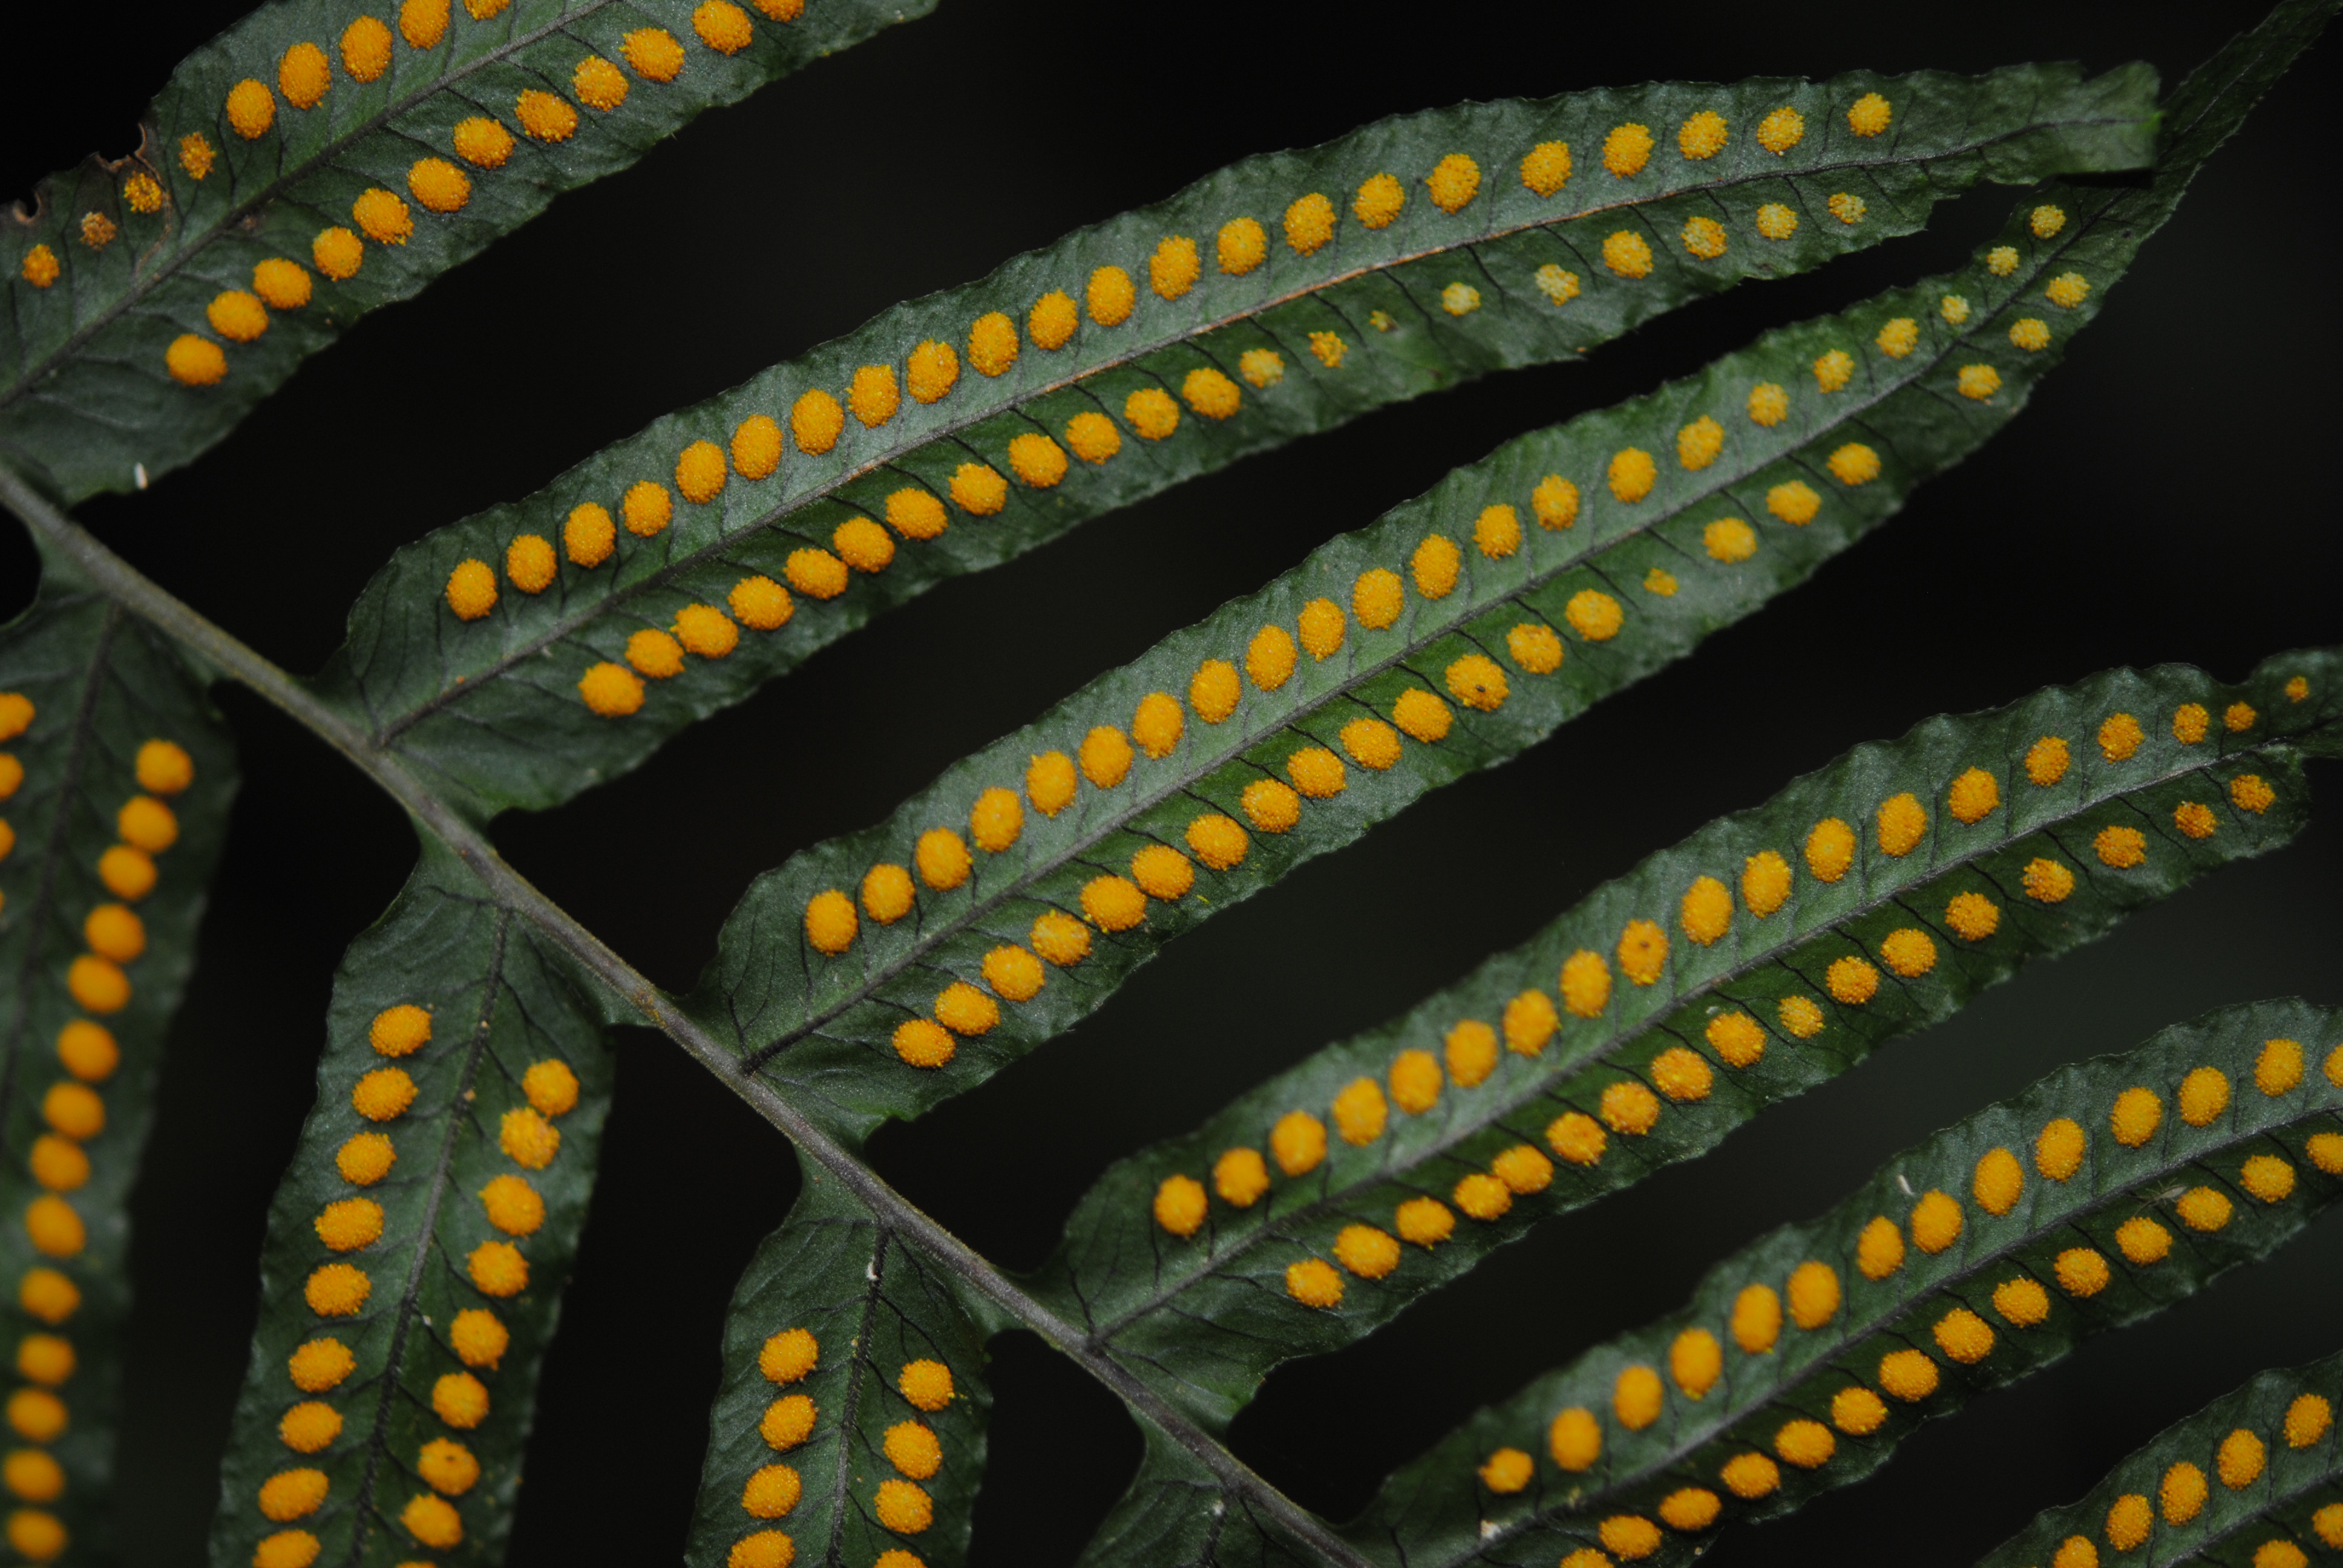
[5,1,2342,1563]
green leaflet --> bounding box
[684,82,2198,1149]
[0,546,236,1563]
[306,59,2161,818]
[684,1170,992,1568]
[0,0,931,505]
[205,840,610,1568]
[1341,998,2343,1568]
[1079,1427,1317,1568]
[1035,650,2343,1429]
[1976,1350,2343,1568]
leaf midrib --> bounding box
[822,1225,890,1568]
[359,106,2145,747]
[736,208,2099,1074]
[0,1,628,414]
[1083,717,2326,1345]
[1453,1079,2336,1566]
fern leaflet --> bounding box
[309,60,2157,817]
[0,0,929,503]
[0,545,235,1561]
[678,12,2332,1553]
[1336,998,2343,1568]
[0,4,2322,1564]
[685,1169,995,1568]
[1975,1348,2343,1568]
[205,841,610,1568]
[1038,648,2343,1427]
[686,107,2204,1149]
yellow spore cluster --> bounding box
[2054,1381,2343,1568]
[735,1329,952,1553]
[447,88,1985,694]
[160,0,811,393]
[1248,722,2236,1305]
[9,719,209,1469]
[1451,928,2341,1522]
[19,246,62,290]
[1677,111,1728,160]
[800,390,1931,1057]
[251,978,586,1564]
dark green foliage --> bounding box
[1346,998,2343,1568]
[1041,650,2343,1429]
[689,114,2206,1150]
[0,0,932,504]
[205,841,610,1568]
[686,1171,993,1568]
[308,60,2157,818]
[0,2,2326,1564]
[0,545,236,1563]
[1976,1347,2343,1568]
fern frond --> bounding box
[684,97,2212,1148]
[309,60,2160,817]
[0,0,929,503]
[1977,1348,2342,1568]
[205,841,609,1568]
[1037,649,2342,1428]
[684,1171,994,1568]
[1335,997,2343,1568]
[0,546,235,1561]
[673,19,2309,1533]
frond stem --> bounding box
[0,466,1370,1568]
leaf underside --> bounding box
[206,840,611,1568]
[683,94,2192,1154]
[309,59,2158,818]
[1339,997,2343,1568]
[0,2,2313,1566]
[1039,648,2343,1430]
[0,0,932,504]
[1976,1346,2343,1568]
[0,547,238,1560]
[684,1169,994,1568]
[1043,7,2342,1556]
